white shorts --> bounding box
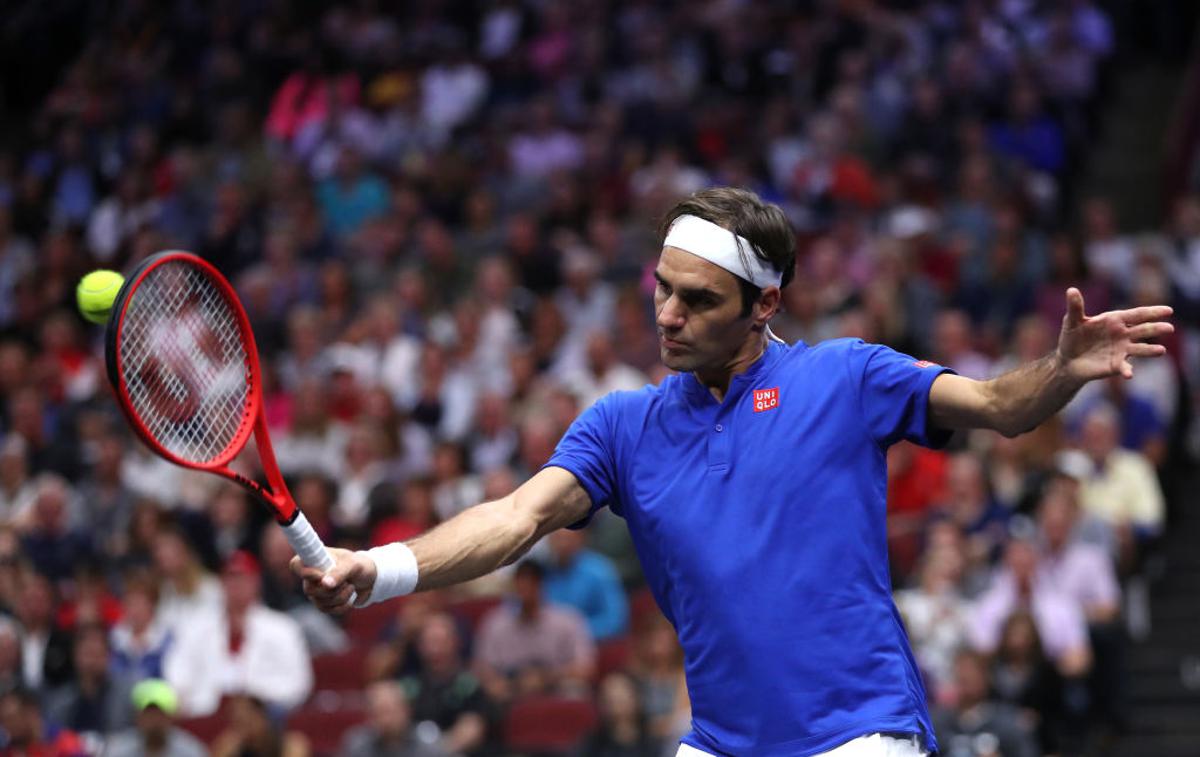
[676,732,928,757]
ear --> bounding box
[753,286,782,328]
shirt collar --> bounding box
[680,338,791,406]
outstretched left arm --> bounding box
[929,288,1173,437]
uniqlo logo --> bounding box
[753,387,779,413]
[913,360,936,368]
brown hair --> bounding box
[659,187,797,315]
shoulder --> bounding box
[544,603,590,634]
[168,727,209,757]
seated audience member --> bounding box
[630,614,689,743]
[0,688,84,755]
[367,590,448,682]
[989,612,1066,756]
[969,536,1091,678]
[1037,486,1128,735]
[110,573,173,682]
[212,693,311,757]
[43,622,134,736]
[1037,489,1121,625]
[932,650,1038,757]
[164,551,312,716]
[152,526,224,637]
[935,453,1010,572]
[399,613,490,756]
[13,568,72,690]
[104,679,207,757]
[1075,404,1165,542]
[474,561,595,703]
[543,529,629,641]
[577,671,661,757]
[0,618,22,694]
[18,475,91,583]
[339,680,450,757]
[894,548,970,700]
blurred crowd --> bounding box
[0,0,1195,755]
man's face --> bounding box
[653,246,753,373]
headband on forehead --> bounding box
[663,215,783,289]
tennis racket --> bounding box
[104,251,349,597]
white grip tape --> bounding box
[282,512,357,605]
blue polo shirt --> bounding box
[546,338,953,756]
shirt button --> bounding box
[715,424,723,432]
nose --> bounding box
[656,295,685,331]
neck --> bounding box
[694,330,769,402]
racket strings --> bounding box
[119,262,252,463]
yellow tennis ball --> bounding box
[76,270,125,325]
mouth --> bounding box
[660,336,688,350]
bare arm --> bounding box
[292,466,592,612]
[929,288,1173,437]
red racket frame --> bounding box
[107,251,298,524]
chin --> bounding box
[659,348,698,372]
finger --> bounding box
[1120,359,1134,379]
[1065,288,1086,326]
[1128,342,1168,358]
[290,556,325,583]
[318,555,359,591]
[1117,305,1174,326]
[1127,322,1174,341]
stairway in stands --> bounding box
[1115,471,1200,756]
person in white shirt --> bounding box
[164,551,312,716]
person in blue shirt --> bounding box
[295,188,1174,757]
[543,528,629,641]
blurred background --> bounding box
[0,0,1197,755]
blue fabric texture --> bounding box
[546,338,954,756]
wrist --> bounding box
[363,543,419,605]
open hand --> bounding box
[290,547,377,615]
[1056,288,1173,384]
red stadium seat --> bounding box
[447,595,502,635]
[343,598,399,644]
[503,696,598,754]
[629,587,661,630]
[595,635,632,681]
[286,700,368,756]
[177,697,233,745]
[312,645,370,691]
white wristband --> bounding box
[363,543,419,604]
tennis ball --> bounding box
[76,270,125,325]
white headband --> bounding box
[663,215,782,289]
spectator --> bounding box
[13,569,72,691]
[543,529,629,642]
[110,574,172,682]
[474,561,595,704]
[935,453,1010,574]
[932,650,1039,757]
[629,615,688,743]
[103,679,206,757]
[969,537,1092,677]
[42,623,134,736]
[895,549,971,699]
[1075,404,1165,539]
[164,551,312,716]
[339,680,449,757]
[988,612,1066,755]
[18,475,90,583]
[398,614,490,756]
[0,618,23,695]
[0,688,84,756]
[211,693,311,757]
[576,671,661,757]
[151,526,223,638]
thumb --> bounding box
[319,551,360,590]
[1065,287,1086,326]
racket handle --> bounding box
[282,512,358,606]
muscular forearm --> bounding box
[980,352,1083,437]
[406,495,543,591]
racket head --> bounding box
[105,251,262,471]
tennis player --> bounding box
[294,188,1173,756]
